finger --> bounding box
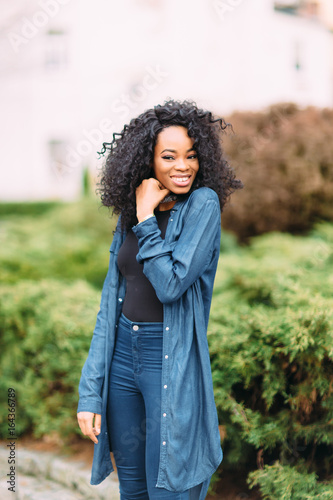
[93,414,101,436]
[84,425,99,444]
[78,418,91,437]
[88,430,99,444]
[152,178,167,192]
[77,414,89,434]
[159,187,170,197]
[157,181,167,190]
[77,414,98,443]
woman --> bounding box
[77,99,242,500]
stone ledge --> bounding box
[0,445,119,500]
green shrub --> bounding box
[222,104,333,241]
[209,222,333,496]
[0,279,100,440]
[0,201,61,217]
[1,196,332,497]
[0,197,116,287]
[248,462,333,499]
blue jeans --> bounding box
[107,313,190,500]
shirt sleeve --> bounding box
[132,192,221,304]
[77,218,121,414]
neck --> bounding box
[158,192,178,211]
[158,200,177,211]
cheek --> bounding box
[152,162,167,180]
[152,159,160,176]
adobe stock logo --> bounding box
[7,0,72,53]
[213,0,245,21]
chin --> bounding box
[175,185,193,194]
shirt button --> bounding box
[170,219,173,221]
[162,441,166,446]
[133,325,139,331]
[164,384,167,389]
[163,413,167,417]
[165,355,168,359]
[165,327,169,331]
[118,298,123,302]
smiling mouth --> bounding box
[170,175,191,184]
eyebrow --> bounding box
[160,148,196,154]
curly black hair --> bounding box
[97,99,243,231]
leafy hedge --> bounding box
[222,104,333,241]
[0,279,100,439]
[0,198,115,287]
[208,222,333,496]
[1,200,332,498]
[0,201,61,217]
[248,462,333,500]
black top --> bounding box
[117,209,171,322]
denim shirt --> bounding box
[77,187,223,497]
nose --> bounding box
[175,158,189,171]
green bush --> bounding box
[1,198,332,497]
[0,279,100,440]
[222,104,333,241]
[0,198,116,287]
[248,462,333,499]
[209,222,333,496]
[0,201,61,217]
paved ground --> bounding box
[0,443,261,499]
[0,445,120,500]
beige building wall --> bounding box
[318,0,333,96]
[0,0,332,201]
[318,0,333,29]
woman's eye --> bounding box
[161,154,197,160]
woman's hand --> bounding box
[77,411,101,444]
[136,178,170,223]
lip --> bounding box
[170,175,192,187]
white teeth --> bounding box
[173,176,190,183]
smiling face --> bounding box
[152,126,199,195]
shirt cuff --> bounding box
[132,215,159,237]
[77,398,102,415]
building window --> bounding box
[274,1,319,18]
[274,1,300,15]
